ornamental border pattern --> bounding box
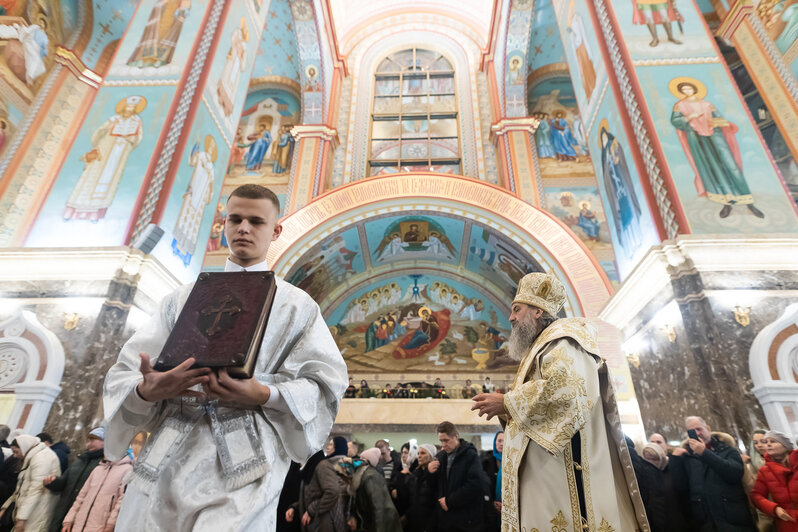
[747,13,798,103]
[592,0,679,239]
[130,0,226,243]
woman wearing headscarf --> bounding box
[637,442,688,532]
[392,442,418,525]
[288,437,349,532]
[0,435,61,531]
[344,448,401,532]
[481,431,503,532]
[751,431,798,531]
[285,450,326,532]
[405,444,438,532]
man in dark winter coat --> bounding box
[670,416,755,532]
[430,421,484,532]
[44,428,105,532]
[37,432,70,474]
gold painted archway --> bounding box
[268,173,613,317]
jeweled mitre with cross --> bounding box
[154,271,277,378]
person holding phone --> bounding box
[670,416,756,531]
[750,431,798,531]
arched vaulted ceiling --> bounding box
[330,0,492,54]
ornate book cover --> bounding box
[154,271,277,378]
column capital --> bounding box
[717,0,754,39]
[489,116,540,144]
[290,124,339,148]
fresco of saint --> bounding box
[631,0,683,47]
[64,96,146,222]
[534,112,555,158]
[245,124,271,172]
[127,0,191,68]
[271,126,295,174]
[598,119,642,255]
[550,111,578,162]
[577,201,601,241]
[567,1,597,101]
[216,17,249,117]
[669,77,764,219]
[172,134,217,266]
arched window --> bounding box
[368,47,460,176]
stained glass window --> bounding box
[368,48,460,176]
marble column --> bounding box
[41,267,139,444]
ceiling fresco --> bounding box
[527,0,567,69]
[253,0,300,83]
[284,211,550,373]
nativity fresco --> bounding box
[325,275,514,373]
[278,214,569,372]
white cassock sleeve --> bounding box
[252,288,348,463]
[102,286,186,460]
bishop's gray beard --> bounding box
[508,319,541,361]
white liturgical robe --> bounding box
[103,260,348,531]
[501,318,649,532]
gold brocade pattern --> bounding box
[501,318,600,532]
[550,511,568,532]
[598,518,615,532]
[504,343,589,454]
[563,444,581,530]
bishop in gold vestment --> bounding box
[472,273,649,532]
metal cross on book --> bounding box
[200,294,242,336]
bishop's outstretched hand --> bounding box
[471,392,506,420]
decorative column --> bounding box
[286,125,339,213]
[716,1,798,168]
[490,117,543,206]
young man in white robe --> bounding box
[472,272,650,532]
[103,184,348,531]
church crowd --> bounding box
[0,414,795,531]
[0,424,146,532]
[627,417,798,532]
[278,422,503,532]
[274,416,798,532]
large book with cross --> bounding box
[154,271,277,379]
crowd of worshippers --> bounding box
[343,377,500,399]
[626,416,797,532]
[277,421,504,532]
[0,415,794,532]
[0,424,147,532]
[275,416,798,532]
